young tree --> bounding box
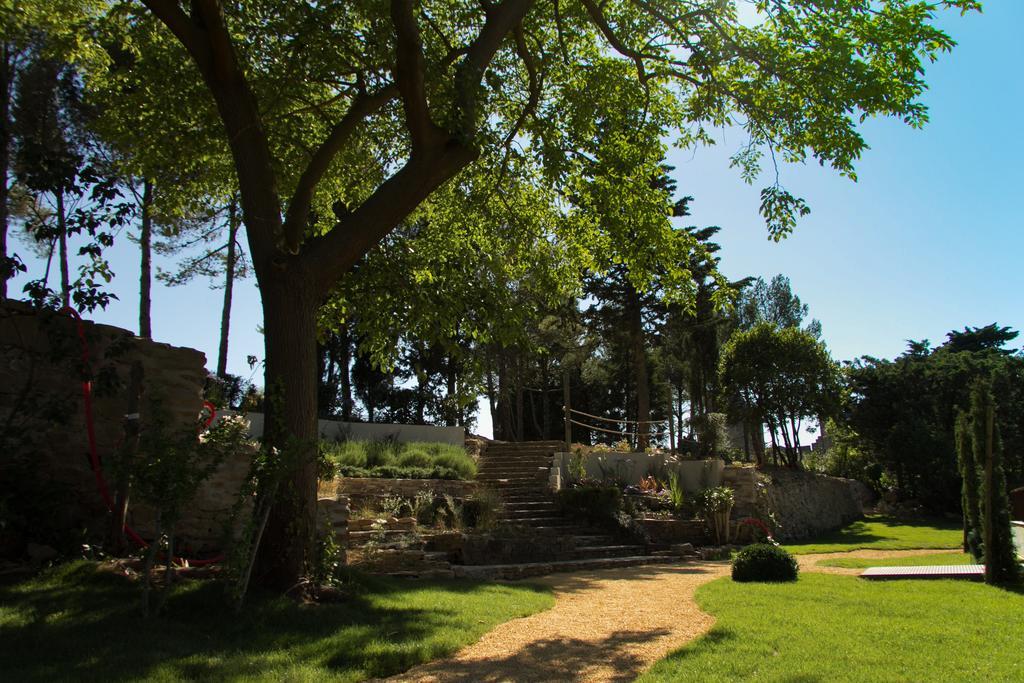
[955,408,983,559]
[111,0,978,588]
[963,379,1020,585]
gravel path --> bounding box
[382,549,952,683]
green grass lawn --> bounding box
[639,573,1024,682]
[817,552,974,569]
[783,515,963,555]
[0,561,553,681]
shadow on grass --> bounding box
[784,515,962,554]
[527,561,729,597]
[0,562,550,682]
[393,627,674,683]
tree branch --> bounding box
[498,23,541,175]
[283,85,398,251]
[140,0,207,65]
[190,0,237,82]
[455,0,534,135]
[307,144,479,296]
[391,0,438,152]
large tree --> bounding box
[99,0,978,588]
[845,325,1024,511]
[720,322,841,467]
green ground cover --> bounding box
[817,552,973,569]
[640,573,1024,682]
[322,440,476,480]
[0,561,552,682]
[783,515,962,555]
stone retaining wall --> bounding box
[723,465,866,542]
[335,478,478,510]
[0,301,250,552]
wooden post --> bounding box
[563,368,571,452]
[984,402,994,581]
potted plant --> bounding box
[698,486,735,544]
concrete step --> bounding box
[502,516,575,526]
[501,510,561,520]
[570,534,617,547]
[486,440,566,449]
[482,483,550,490]
[452,555,672,580]
[504,503,559,513]
[571,544,646,559]
[477,467,548,476]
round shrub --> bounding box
[731,543,799,583]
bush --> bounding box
[335,464,464,480]
[461,488,503,530]
[731,543,799,583]
[322,440,476,480]
[556,486,622,525]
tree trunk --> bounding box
[541,360,550,440]
[498,352,513,440]
[486,354,498,437]
[252,274,320,591]
[339,324,353,421]
[515,355,524,442]
[139,180,153,338]
[216,199,239,377]
[627,284,651,449]
[57,192,69,308]
[0,42,11,300]
[445,359,458,426]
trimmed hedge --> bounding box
[731,543,799,583]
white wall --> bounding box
[223,411,465,446]
[552,451,723,493]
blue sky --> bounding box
[9,2,1021,436]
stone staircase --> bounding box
[470,441,671,578]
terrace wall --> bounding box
[0,301,250,552]
[725,465,867,542]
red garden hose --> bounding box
[60,306,222,566]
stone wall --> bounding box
[723,465,865,542]
[0,301,250,553]
[317,495,350,564]
[335,477,478,510]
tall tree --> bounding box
[846,325,1024,510]
[109,0,978,588]
[737,274,821,338]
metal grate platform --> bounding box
[860,565,985,581]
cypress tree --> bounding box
[968,379,1021,585]
[954,409,983,560]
